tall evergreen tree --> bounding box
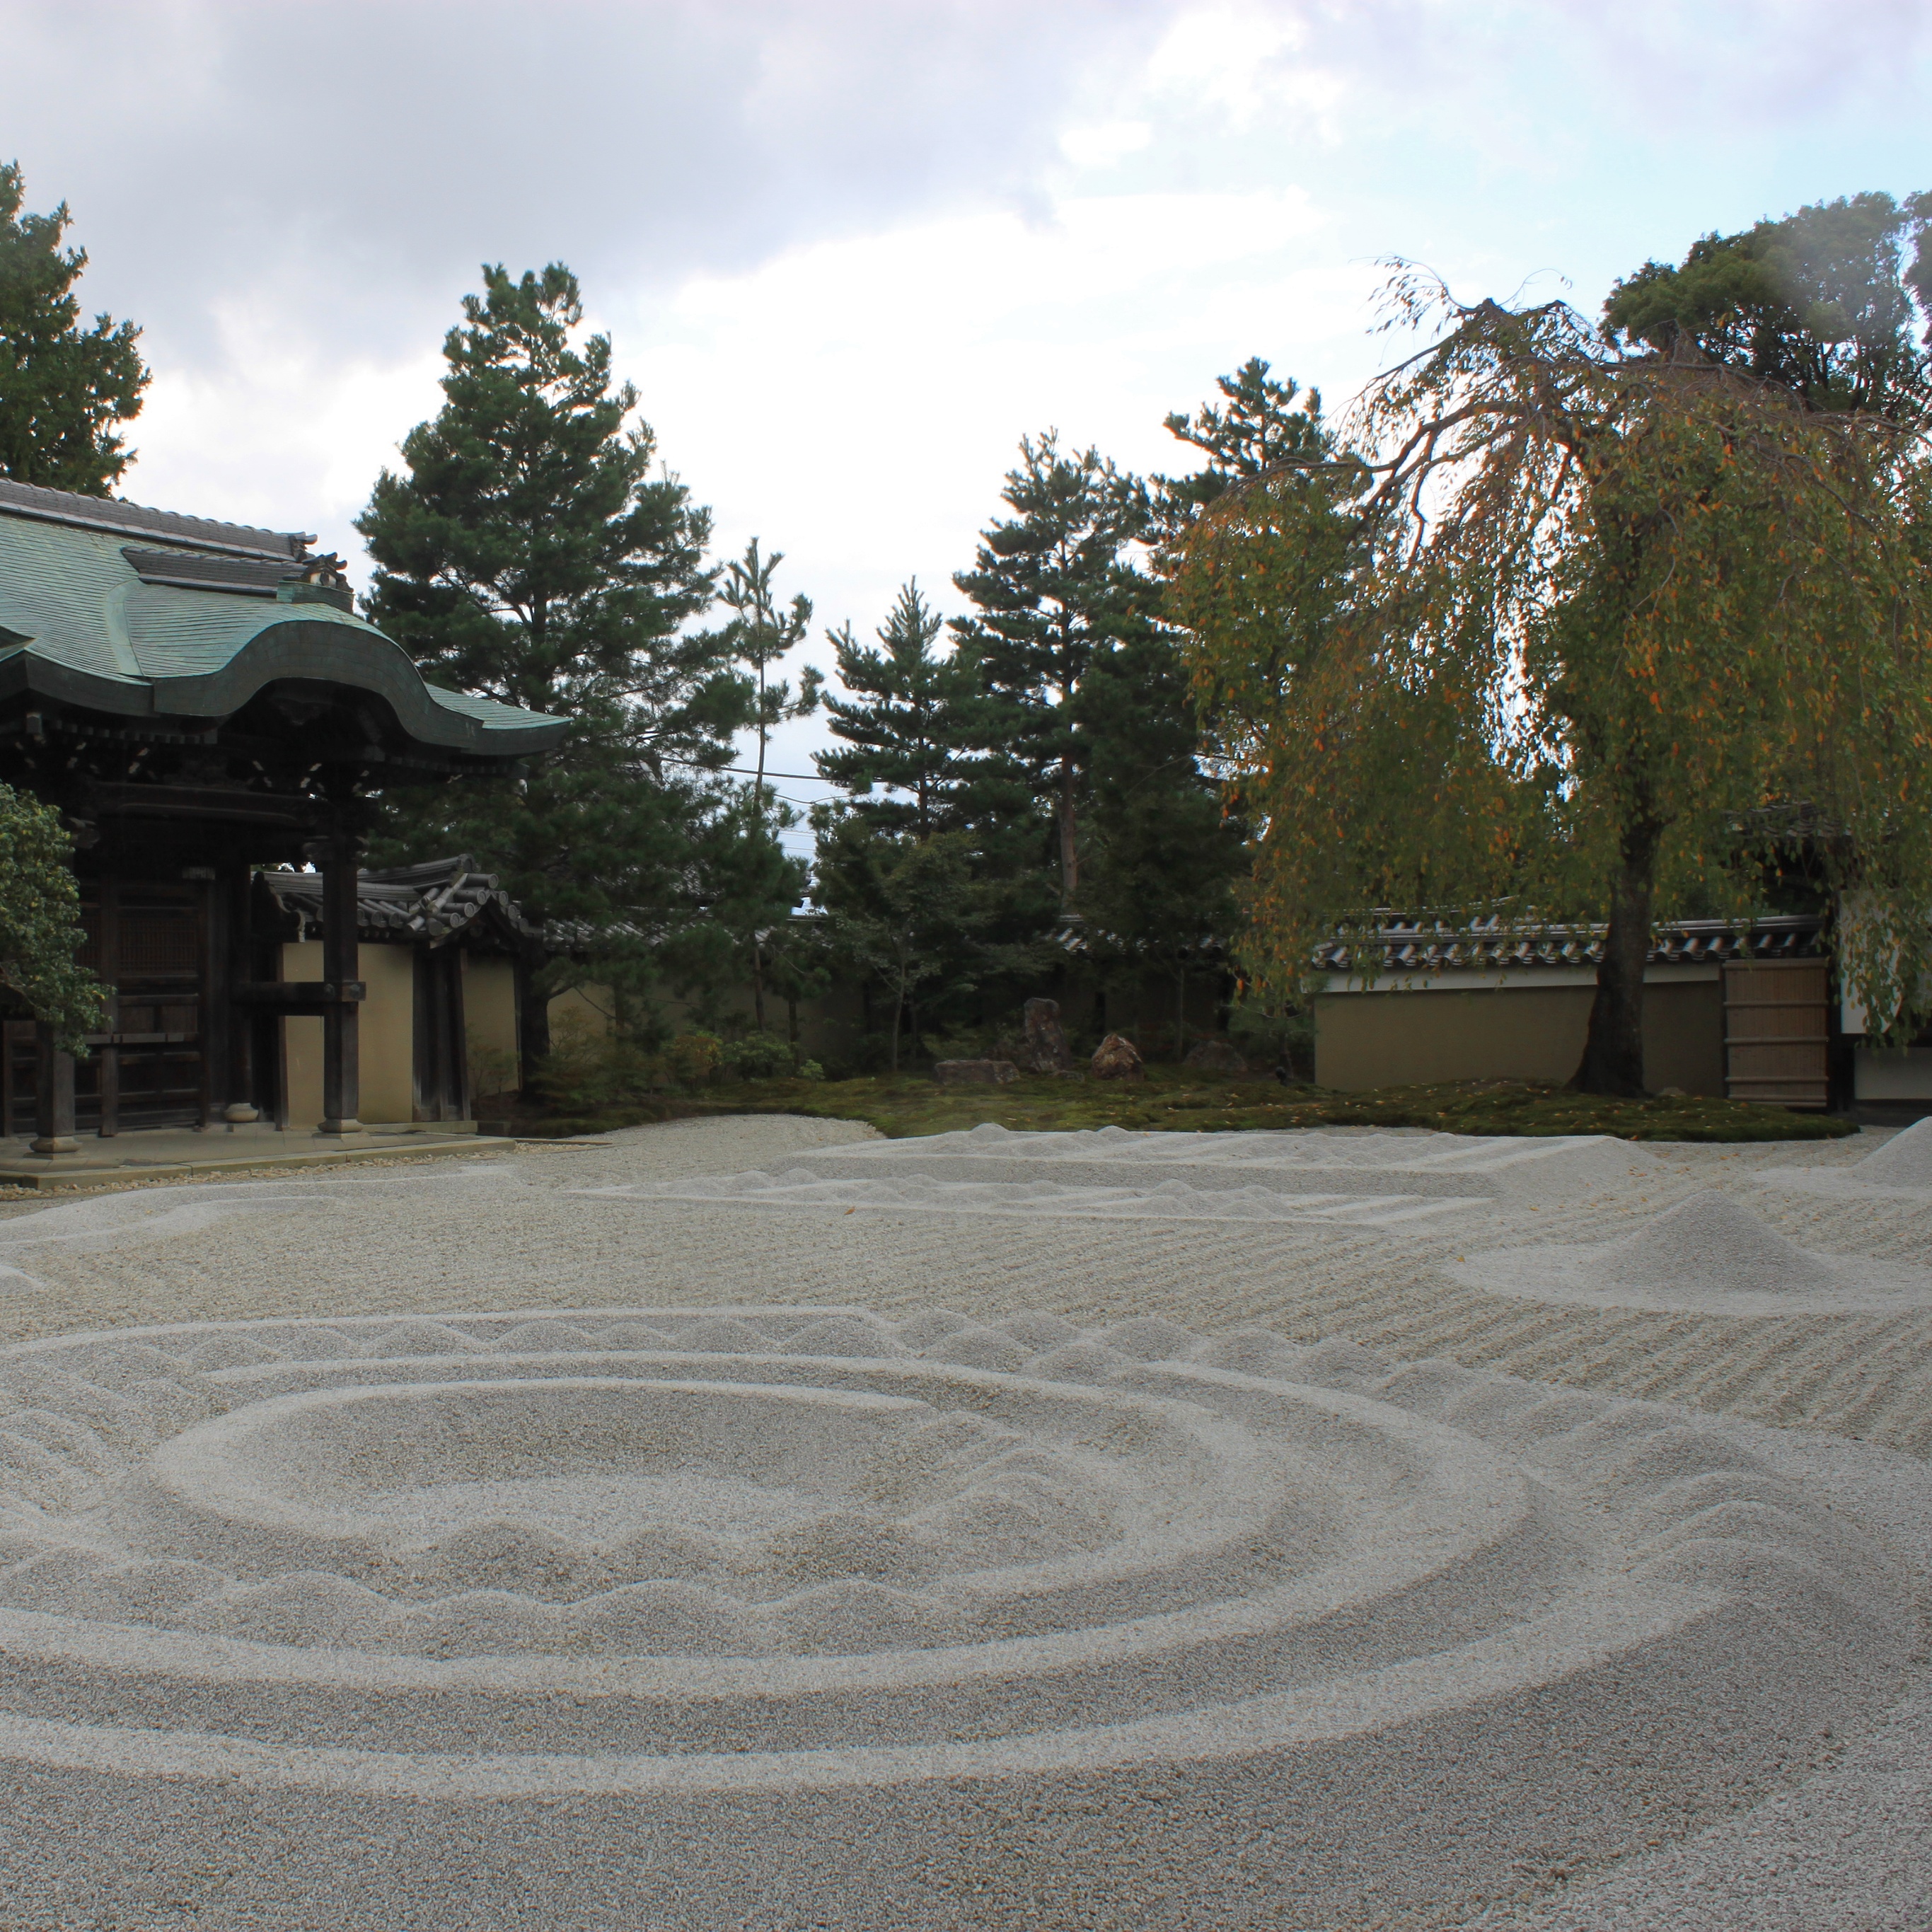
[718,538,822,807]
[1077,621,1246,1053]
[660,785,811,1037]
[812,814,986,1072]
[1153,356,1330,531]
[816,579,977,836]
[357,262,746,1070]
[950,432,1157,909]
[0,161,148,494]
[716,538,819,1029]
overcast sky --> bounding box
[5,0,1929,843]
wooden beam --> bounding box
[318,834,362,1135]
[231,981,366,1010]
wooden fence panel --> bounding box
[1723,959,1830,1111]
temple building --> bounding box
[0,478,565,1165]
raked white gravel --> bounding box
[0,1113,1924,1928]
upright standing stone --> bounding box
[1022,997,1076,1074]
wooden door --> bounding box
[1723,958,1830,1111]
[76,881,208,1132]
[412,945,469,1121]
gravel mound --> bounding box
[1580,1190,1837,1293]
[1856,1114,1932,1186]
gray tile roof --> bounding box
[1314,913,1827,978]
[261,855,542,949]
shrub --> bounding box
[468,1043,520,1105]
[718,1033,799,1081]
[666,1031,723,1089]
[533,1012,665,1110]
[1227,999,1316,1081]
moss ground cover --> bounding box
[498,1070,1856,1144]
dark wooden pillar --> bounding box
[95,877,120,1137]
[224,859,259,1123]
[446,946,469,1122]
[318,835,362,1135]
[31,1024,77,1156]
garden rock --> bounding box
[934,1059,1019,1086]
[1183,1039,1248,1075]
[1022,996,1077,1074]
[1090,1034,1144,1081]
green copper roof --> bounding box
[0,480,567,757]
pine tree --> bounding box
[949,432,1157,910]
[717,538,820,1029]
[816,580,977,836]
[357,262,746,1070]
[718,538,823,806]
[0,161,148,494]
[1077,623,1246,1055]
[1153,355,1331,533]
[659,787,811,1038]
[812,814,986,1072]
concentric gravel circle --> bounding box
[0,1305,1914,1926]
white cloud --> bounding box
[1141,1,1343,132]
[1059,120,1153,168]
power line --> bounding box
[659,756,831,782]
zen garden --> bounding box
[0,83,1930,1932]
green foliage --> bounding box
[1225,996,1314,1080]
[1153,356,1331,530]
[357,262,746,1017]
[718,1032,802,1080]
[657,787,811,1032]
[666,1031,722,1088]
[708,1070,1853,1144]
[818,580,978,835]
[951,432,1159,908]
[0,782,106,1055]
[811,815,989,1071]
[1175,264,1932,1090]
[1604,191,1931,415]
[719,538,822,789]
[499,1065,1850,1145]
[0,160,148,494]
[714,540,820,1029]
[531,1012,664,1111]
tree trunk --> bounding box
[1571,826,1662,1097]
[1058,757,1078,906]
[516,936,551,1098]
[752,935,766,1031]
